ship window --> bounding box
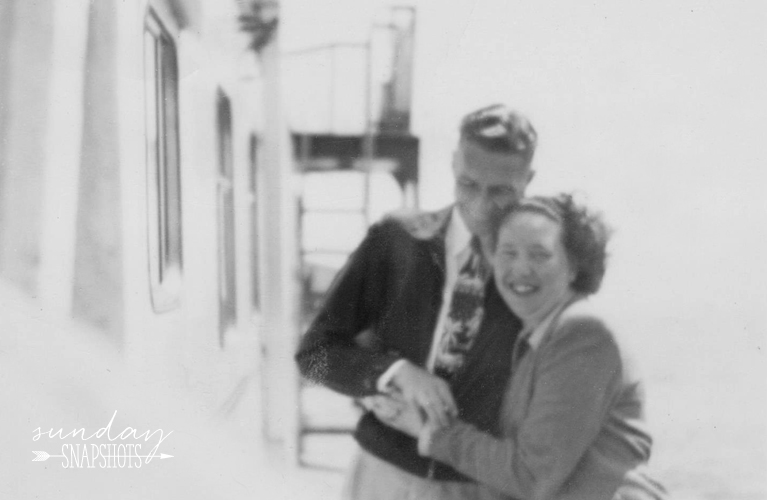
[144,9,183,313]
[216,90,237,344]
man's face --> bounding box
[453,140,533,239]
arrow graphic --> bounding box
[32,451,63,461]
[32,451,174,462]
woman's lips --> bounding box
[507,283,538,296]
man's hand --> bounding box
[388,361,457,427]
[361,393,423,438]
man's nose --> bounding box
[481,190,515,210]
[477,191,497,212]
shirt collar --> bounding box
[447,206,473,259]
[521,292,580,351]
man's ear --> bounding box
[526,169,536,185]
[451,149,459,172]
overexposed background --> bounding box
[283,1,767,498]
[2,1,764,498]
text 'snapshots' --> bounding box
[32,411,173,469]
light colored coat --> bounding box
[426,298,669,500]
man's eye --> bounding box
[459,179,477,189]
[530,252,551,261]
[491,186,515,197]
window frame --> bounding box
[144,9,183,313]
[248,133,261,312]
[216,89,237,345]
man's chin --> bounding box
[462,215,493,239]
[472,224,493,240]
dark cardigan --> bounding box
[296,208,522,481]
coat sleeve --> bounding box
[425,316,625,500]
[295,221,402,398]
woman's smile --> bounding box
[494,211,574,327]
[504,281,538,296]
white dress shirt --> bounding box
[376,207,474,391]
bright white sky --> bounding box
[281,0,767,331]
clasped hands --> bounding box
[360,361,457,449]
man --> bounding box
[296,104,538,499]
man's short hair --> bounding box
[459,104,538,164]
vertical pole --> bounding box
[258,10,301,466]
[295,132,311,466]
[38,0,91,317]
[361,38,375,226]
[330,46,336,133]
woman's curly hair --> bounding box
[500,193,611,295]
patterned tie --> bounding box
[433,236,488,380]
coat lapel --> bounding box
[392,206,452,364]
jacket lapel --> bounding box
[400,206,452,364]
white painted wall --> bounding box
[2,0,303,495]
[114,0,284,443]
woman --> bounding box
[387,194,668,500]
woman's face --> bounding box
[494,211,575,325]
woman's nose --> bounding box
[510,258,533,278]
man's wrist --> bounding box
[418,424,439,456]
